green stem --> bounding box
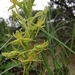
[41,51,53,75]
[0,63,21,75]
[41,29,75,55]
[0,36,13,50]
[70,24,75,50]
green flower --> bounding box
[2,51,20,59]
[11,31,33,45]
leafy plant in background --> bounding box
[0,18,9,48]
[1,0,48,75]
[0,18,15,75]
[41,6,75,75]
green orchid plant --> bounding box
[2,0,48,75]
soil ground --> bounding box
[69,54,75,75]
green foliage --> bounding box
[1,0,48,75]
[41,3,75,75]
[0,21,14,74]
[0,19,9,47]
